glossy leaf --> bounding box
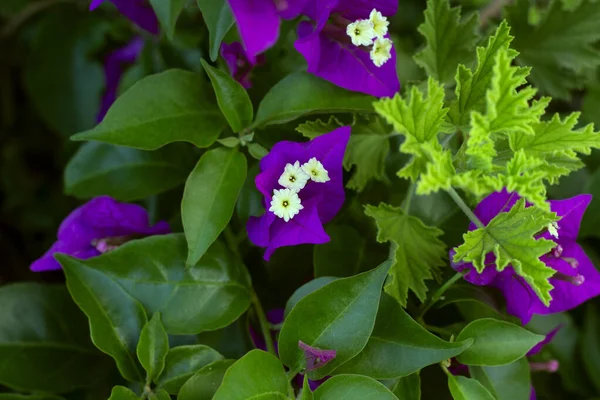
[60,235,251,335]
[201,59,253,133]
[456,318,543,366]
[212,350,288,400]
[64,142,192,201]
[182,148,247,266]
[149,0,185,39]
[107,386,140,400]
[253,72,374,128]
[279,261,391,379]
[334,294,472,379]
[391,373,421,399]
[469,358,531,400]
[196,0,234,61]
[299,376,314,400]
[137,313,169,382]
[72,69,226,150]
[447,375,495,400]
[148,389,170,400]
[178,360,235,400]
[0,283,110,393]
[157,345,224,394]
[313,375,398,400]
[284,277,338,317]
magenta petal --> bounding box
[30,241,100,272]
[227,0,280,61]
[105,0,159,34]
[472,189,520,229]
[333,0,398,19]
[298,340,336,371]
[548,195,591,240]
[277,0,311,19]
[450,250,499,286]
[295,22,399,98]
[527,325,561,357]
[256,141,307,199]
[493,268,538,325]
[89,0,105,10]
[248,212,277,248]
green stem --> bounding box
[419,271,466,318]
[251,290,277,356]
[402,181,417,214]
[446,187,485,229]
[422,323,455,337]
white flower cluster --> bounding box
[269,158,330,222]
[346,9,393,67]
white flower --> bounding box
[370,37,393,67]
[269,188,304,222]
[548,221,559,239]
[278,161,310,192]
[346,19,376,47]
[369,9,389,38]
[301,157,330,183]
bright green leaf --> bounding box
[137,313,169,383]
[149,389,170,400]
[107,386,140,400]
[201,59,253,133]
[197,0,234,61]
[468,358,532,400]
[313,375,398,400]
[296,116,343,139]
[447,374,495,400]
[72,69,226,150]
[178,360,235,400]
[299,376,314,400]
[157,345,224,394]
[182,148,247,266]
[149,0,185,39]
[365,203,446,306]
[456,318,543,366]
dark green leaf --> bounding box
[253,72,374,128]
[314,225,366,278]
[299,376,314,400]
[196,0,234,61]
[149,0,185,39]
[236,164,263,223]
[279,261,391,380]
[107,386,140,400]
[217,137,241,148]
[391,373,421,399]
[447,375,495,400]
[178,360,235,400]
[0,283,110,393]
[201,59,253,133]
[582,304,600,392]
[468,358,531,400]
[148,389,170,400]
[59,235,251,335]
[248,143,269,160]
[72,69,226,150]
[64,142,192,201]
[212,350,288,400]
[157,345,224,394]
[284,277,339,317]
[0,396,63,400]
[137,313,169,383]
[313,375,398,400]
[182,148,247,266]
[24,7,105,136]
[456,318,543,366]
[334,294,472,379]
[435,285,502,314]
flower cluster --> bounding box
[346,9,393,67]
[247,127,350,260]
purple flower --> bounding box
[98,37,145,121]
[247,127,350,260]
[220,42,264,89]
[31,196,170,272]
[90,0,159,34]
[294,1,400,97]
[451,190,600,324]
[298,340,336,371]
[226,0,308,61]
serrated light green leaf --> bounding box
[507,0,600,99]
[453,198,558,305]
[374,77,450,180]
[413,0,479,83]
[502,150,548,208]
[365,204,446,306]
[296,116,343,139]
[417,144,455,194]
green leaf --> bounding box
[182,148,247,266]
[278,261,391,380]
[178,360,235,400]
[107,386,140,400]
[24,8,105,136]
[413,0,478,83]
[456,318,543,366]
[196,0,234,61]
[507,0,600,99]
[284,277,339,317]
[334,294,473,379]
[374,77,450,180]
[137,313,169,383]
[296,116,343,139]
[72,69,226,150]
[157,345,224,394]
[447,375,495,400]
[0,283,110,393]
[468,358,532,400]
[57,253,147,382]
[148,389,170,400]
[212,350,289,400]
[313,375,398,400]
[253,72,374,128]
[448,21,514,128]
[64,142,192,201]
[149,0,185,39]
[314,225,366,278]
[453,198,558,304]
[59,235,251,335]
[248,143,269,160]
[201,59,253,133]
[391,373,421,400]
[299,376,314,400]
[365,203,446,306]
[582,304,600,392]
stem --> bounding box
[446,188,485,229]
[402,181,417,214]
[423,323,455,337]
[251,290,277,356]
[419,271,466,318]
